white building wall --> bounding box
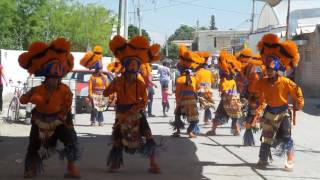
[0,50,111,98]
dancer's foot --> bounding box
[206,129,216,136]
[284,160,294,171]
[188,132,197,138]
[171,132,180,137]
[64,161,81,179]
[255,160,269,169]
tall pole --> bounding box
[117,0,123,35]
[124,0,128,38]
[250,0,255,34]
[137,7,142,35]
[285,0,291,40]
[165,35,169,57]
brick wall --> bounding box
[296,28,320,98]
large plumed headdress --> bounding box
[80,45,103,70]
[218,50,242,75]
[108,35,160,73]
[107,59,123,74]
[18,38,74,77]
[178,45,205,71]
[257,33,299,71]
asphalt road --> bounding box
[0,81,320,180]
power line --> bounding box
[129,0,260,16]
[171,0,259,15]
[128,0,204,13]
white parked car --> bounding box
[151,64,161,81]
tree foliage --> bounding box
[168,25,195,42]
[161,25,195,61]
[128,24,151,41]
[161,43,179,60]
[0,0,116,52]
[210,15,218,30]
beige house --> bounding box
[193,30,249,54]
[295,25,320,97]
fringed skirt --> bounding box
[24,110,80,173]
[198,86,214,110]
[222,94,243,119]
[260,108,294,157]
[107,111,157,168]
[179,95,199,123]
[92,93,108,112]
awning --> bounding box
[256,0,282,7]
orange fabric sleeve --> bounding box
[89,76,93,97]
[20,92,32,104]
[286,79,304,110]
[58,85,73,120]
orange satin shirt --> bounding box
[195,68,215,90]
[104,74,147,113]
[249,76,304,108]
[89,74,109,96]
[219,78,237,94]
[175,75,197,103]
[20,83,72,118]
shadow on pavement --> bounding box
[0,134,212,180]
[302,98,320,116]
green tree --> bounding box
[168,25,195,42]
[161,43,179,61]
[0,0,116,52]
[210,15,218,30]
[128,24,151,41]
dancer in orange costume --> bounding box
[80,45,109,126]
[207,51,243,136]
[236,48,266,146]
[171,45,204,138]
[195,51,215,125]
[252,34,304,171]
[19,38,81,178]
[104,35,161,173]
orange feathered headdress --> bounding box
[219,50,241,75]
[107,60,123,74]
[178,45,205,70]
[196,51,211,62]
[80,45,103,70]
[257,33,299,70]
[18,38,73,77]
[109,35,160,64]
[237,48,253,63]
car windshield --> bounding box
[64,72,73,79]
[152,65,158,70]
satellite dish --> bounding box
[256,0,282,7]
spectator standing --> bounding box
[161,86,171,117]
[158,62,172,89]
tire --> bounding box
[6,97,19,124]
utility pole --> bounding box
[250,0,255,34]
[124,0,128,38]
[285,0,291,40]
[117,0,123,35]
[137,7,142,35]
[196,20,200,51]
[165,35,169,57]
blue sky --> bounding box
[84,0,265,44]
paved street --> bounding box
[0,81,320,180]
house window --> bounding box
[214,37,217,48]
